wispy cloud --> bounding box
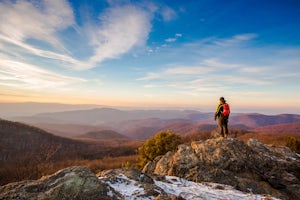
[139,33,300,94]
[165,33,183,43]
[213,33,257,47]
[0,1,156,71]
[138,62,272,92]
[160,6,177,21]
[0,0,88,72]
[0,0,74,50]
[137,35,293,97]
[233,34,257,40]
[0,0,162,98]
[85,5,153,69]
[0,34,81,66]
[0,58,85,90]
[137,65,213,81]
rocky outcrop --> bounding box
[0,165,279,200]
[1,138,299,200]
[0,165,190,200]
[0,166,111,200]
[143,138,300,200]
[97,167,277,200]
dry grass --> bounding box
[236,132,300,146]
[0,155,139,186]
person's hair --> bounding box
[220,97,226,103]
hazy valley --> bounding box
[1,102,300,199]
[3,102,300,140]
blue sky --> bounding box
[0,0,300,113]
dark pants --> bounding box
[218,115,228,137]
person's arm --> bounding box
[215,104,222,120]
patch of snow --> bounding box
[107,190,113,197]
[100,174,280,200]
[289,156,297,161]
[155,176,280,200]
[100,174,149,200]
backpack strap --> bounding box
[215,104,223,118]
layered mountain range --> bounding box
[0,119,136,164]
[8,107,300,140]
[1,103,300,199]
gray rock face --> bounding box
[143,138,300,200]
[0,163,282,200]
[0,138,299,200]
[0,166,111,200]
[0,166,184,200]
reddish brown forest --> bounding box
[1,119,299,186]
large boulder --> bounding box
[143,138,300,200]
[0,164,281,200]
[0,166,112,200]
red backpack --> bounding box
[222,103,230,117]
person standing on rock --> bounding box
[214,97,230,138]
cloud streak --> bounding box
[0,0,158,94]
[138,61,270,93]
[0,58,85,90]
[0,0,74,50]
[85,5,153,69]
[0,1,155,71]
[137,33,300,98]
[137,65,213,81]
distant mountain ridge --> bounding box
[12,107,300,127]
[0,102,105,118]
[77,130,128,140]
[0,119,83,163]
[12,108,207,125]
[229,113,300,127]
[8,107,300,139]
[0,119,136,166]
[252,121,300,133]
